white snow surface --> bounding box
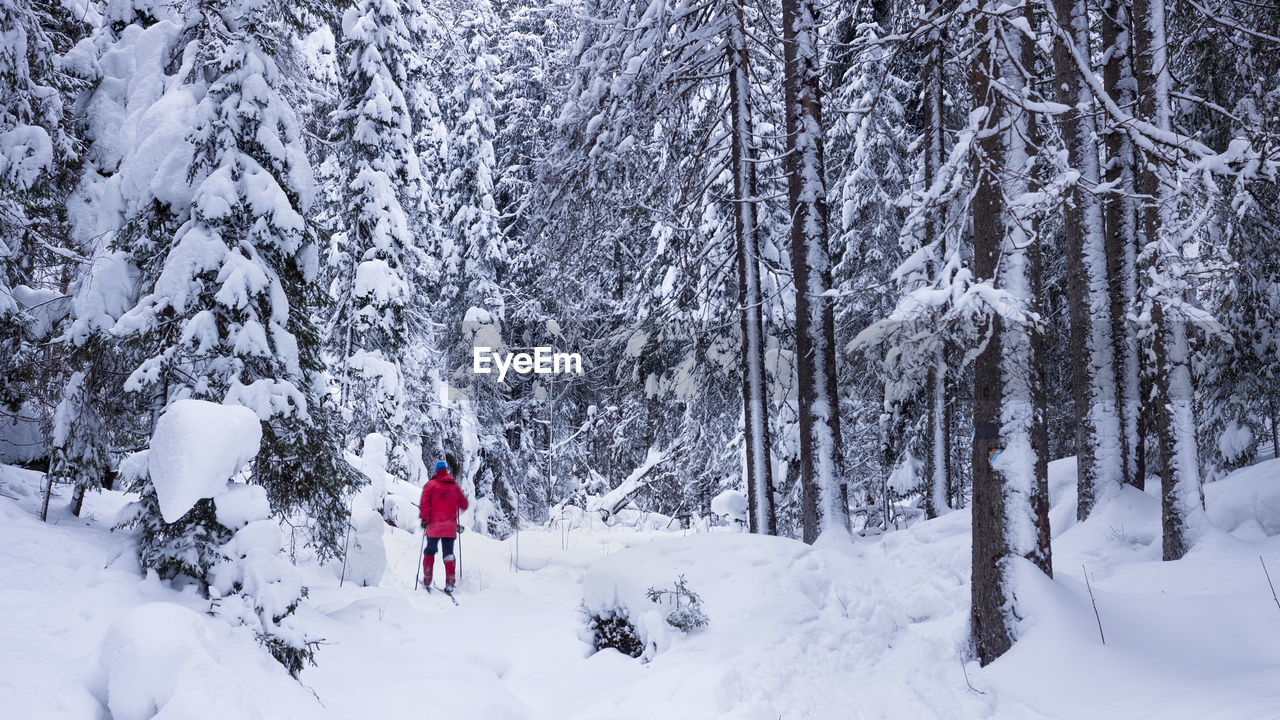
[3,457,1280,719]
[147,400,263,522]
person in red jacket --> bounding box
[419,460,469,593]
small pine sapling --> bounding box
[646,574,709,632]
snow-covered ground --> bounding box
[3,457,1280,719]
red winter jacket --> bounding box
[419,469,468,538]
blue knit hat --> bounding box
[433,460,448,472]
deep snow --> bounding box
[2,457,1280,719]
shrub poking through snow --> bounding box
[646,575,708,632]
[586,609,644,658]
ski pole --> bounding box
[414,531,425,591]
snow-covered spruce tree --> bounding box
[781,0,849,542]
[327,0,428,451]
[0,0,84,412]
[107,0,359,671]
[826,0,920,528]
[1174,2,1280,477]
[1198,180,1280,476]
[431,0,522,534]
[440,1,505,326]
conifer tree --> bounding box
[328,0,428,449]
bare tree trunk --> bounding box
[1132,0,1204,561]
[1101,0,1143,491]
[922,7,950,522]
[1271,405,1279,460]
[1023,4,1052,575]
[728,0,776,535]
[970,0,1044,665]
[783,0,848,543]
[1048,0,1123,519]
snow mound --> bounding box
[710,489,747,525]
[1205,458,1280,536]
[148,400,262,522]
[97,603,262,720]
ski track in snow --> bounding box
[4,459,1280,719]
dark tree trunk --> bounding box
[1023,11,1052,575]
[728,0,776,535]
[969,7,1013,663]
[969,1,1045,666]
[1101,0,1142,491]
[782,0,847,543]
[1049,0,1122,520]
[1132,0,1203,561]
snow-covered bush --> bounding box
[584,609,644,658]
[117,400,316,676]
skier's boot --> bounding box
[444,554,457,594]
[422,553,434,589]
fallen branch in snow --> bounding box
[1261,556,1280,613]
[590,442,683,522]
[1083,565,1106,645]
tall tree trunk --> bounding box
[1101,0,1143,491]
[783,0,848,542]
[1049,0,1124,519]
[728,0,776,535]
[970,1,1043,666]
[1132,0,1204,560]
[1023,0,1052,576]
[923,1,951,521]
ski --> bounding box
[434,585,459,605]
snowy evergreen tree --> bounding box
[327,0,429,450]
[82,0,361,673]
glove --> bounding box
[421,520,428,530]
[457,523,465,535]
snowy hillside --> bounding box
[4,456,1279,719]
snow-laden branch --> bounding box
[589,441,684,521]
